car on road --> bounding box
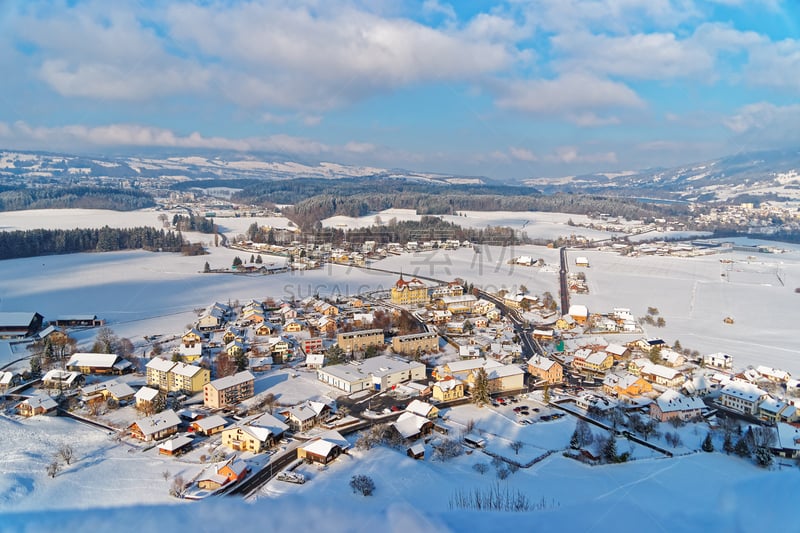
[519,419,532,425]
[390,405,402,412]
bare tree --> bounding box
[509,440,524,456]
[349,475,375,496]
[473,462,489,475]
[46,461,61,478]
[57,444,75,465]
[162,470,170,482]
[169,475,188,498]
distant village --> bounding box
[3,247,800,497]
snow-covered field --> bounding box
[2,208,800,529]
[323,208,622,242]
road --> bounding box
[559,247,570,315]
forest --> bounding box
[0,226,186,260]
[0,186,155,212]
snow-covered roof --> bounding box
[406,399,435,417]
[193,414,228,432]
[392,412,429,439]
[132,410,181,437]
[170,362,205,378]
[19,395,58,412]
[207,370,254,391]
[305,352,324,366]
[302,438,340,457]
[158,435,194,452]
[654,390,705,413]
[720,382,768,403]
[528,355,558,372]
[67,352,120,369]
[433,378,462,392]
[146,357,175,372]
[135,386,160,402]
[775,423,800,451]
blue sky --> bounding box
[1,0,799,180]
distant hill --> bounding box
[525,148,800,202]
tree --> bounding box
[169,475,188,498]
[734,436,751,458]
[46,460,61,478]
[701,433,714,453]
[640,419,659,441]
[151,341,163,356]
[255,254,263,264]
[509,440,524,455]
[232,256,243,268]
[519,284,528,294]
[58,444,75,465]
[30,355,42,376]
[326,344,346,365]
[755,447,773,468]
[571,419,594,449]
[250,254,255,263]
[117,338,134,358]
[203,261,211,273]
[350,475,375,496]
[215,352,237,378]
[355,424,389,451]
[542,383,551,404]
[648,346,662,364]
[473,462,489,475]
[93,327,119,354]
[602,432,618,463]
[432,438,464,461]
[723,433,734,454]
[471,368,491,407]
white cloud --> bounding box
[723,102,800,134]
[494,73,645,121]
[0,121,332,155]
[509,147,538,161]
[422,0,456,21]
[344,141,376,154]
[548,146,618,165]
[551,31,714,80]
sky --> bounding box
[1,0,800,180]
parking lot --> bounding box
[489,394,564,425]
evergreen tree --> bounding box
[472,367,491,406]
[543,383,551,404]
[232,256,243,268]
[723,433,734,454]
[570,429,581,449]
[255,254,263,264]
[701,432,714,452]
[203,261,210,273]
[734,436,751,457]
[602,432,618,463]
[250,254,255,263]
[754,447,773,468]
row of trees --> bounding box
[0,186,154,212]
[172,214,215,233]
[0,226,186,260]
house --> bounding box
[128,409,181,441]
[317,355,425,393]
[182,328,203,347]
[555,315,576,331]
[248,356,273,372]
[196,459,249,490]
[603,372,653,397]
[134,386,161,411]
[66,352,132,375]
[391,411,434,441]
[407,443,425,460]
[575,256,590,267]
[317,316,337,334]
[605,343,630,361]
[225,340,247,358]
[81,379,136,403]
[158,435,194,456]
[392,332,439,355]
[204,370,255,409]
[51,315,104,328]
[406,399,439,419]
[391,275,429,306]
[298,439,342,465]
[432,378,464,402]
[527,356,563,384]
[718,382,769,415]
[17,395,58,417]
[660,348,686,368]
[255,323,274,336]
[703,352,733,370]
[568,305,589,325]
[0,370,22,391]
[336,329,384,353]
[178,342,203,362]
[0,311,44,339]
[283,319,305,333]
[190,414,228,436]
[281,401,331,432]
[302,337,324,355]
[440,294,478,315]
[305,352,325,369]
[770,423,800,459]
[572,350,613,374]
[756,366,791,383]
[42,369,83,391]
[198,307,226,331]
[432,310,452,325]
[629,359,685,389]
[437,358,524,393]
[222,327,245,345]
[221,412,289,453]
[650,390,706,422]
